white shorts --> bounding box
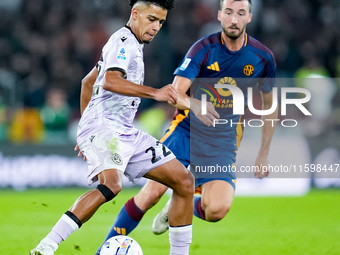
[77,129,175,185]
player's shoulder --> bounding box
[247,35,275,62]
[195,32,222,47]
[107,27,140,48]
[187,32,222,58]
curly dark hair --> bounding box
[129,0,175,11]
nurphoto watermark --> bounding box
[201,85,311,128]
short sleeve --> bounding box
[258,53,276,93]
[174,41,207,80]
[103,37,135,77]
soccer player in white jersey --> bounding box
[30,1,194,255]
[94,1,277,253]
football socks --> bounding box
[96,198,145,254]
[193,196,206,220]
[169,225,192,255]
[47,213,80,245]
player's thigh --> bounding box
[144,158,194,194]
[134,180,168,211]
[201,180,235,213]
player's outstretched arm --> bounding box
[80,67,98,115]
[170,76,191,109]
[171,75,220,126]
[255,90,278,178]
[103,70,177,104]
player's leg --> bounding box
[104,179,167,236]
[144,158,194,255]
[68,169,123,222]
[134,180,168,210]
[152,178,235,235]
[196,179,235,222]
[104,123,187,238]
[30,169,123,255]
[96,126,188,253]
[191,145,237,222]
[95,180,167,254]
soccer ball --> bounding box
[100,235,143,255]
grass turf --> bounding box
[0,188,339,255]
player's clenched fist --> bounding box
[154,84,178,105]
[254,155,270,179]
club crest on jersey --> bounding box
[243,64,254,76]
[117,47,127,60]
[179,58,191,71]
[112,153,123,166]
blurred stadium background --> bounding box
[0,0,339,190]
[0,0,340,254]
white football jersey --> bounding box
[77,26,144,140]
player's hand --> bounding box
[74,145,86,161]
[254,155,270,179]
[191,98,220,126]
[154,84,178,104]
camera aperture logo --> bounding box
[201,81,312,128]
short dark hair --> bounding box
[130,0,175,11]
[220,0,252,12]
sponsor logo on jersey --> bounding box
[207,62,220,72]
[243,64,254,76]
[121,36,127,42]
[179,58,191,71]
[216,77,237,97]
[199,77,237,109]
[112,153,123,165]
[117,47,127,60]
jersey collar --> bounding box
[220,32,248,54]
[125,25,143,45]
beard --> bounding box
[222,24,246,40]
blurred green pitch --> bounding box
[1,187,339,255]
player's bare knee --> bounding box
[96,182,122,202]
[176,171,195,197]
[186,171,195,195]
[203,202,231,222]
[106,182,122,196]
[205,208,228,222]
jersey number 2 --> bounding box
[145,141,171,164]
